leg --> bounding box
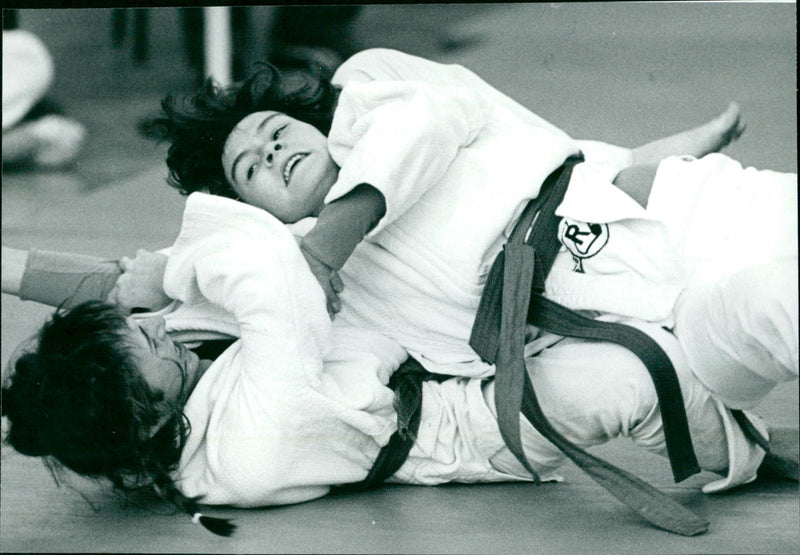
[2,30,54,130]
[180,7,205,86]
[674,258,799,409]
[631,102,745,165]
[654,155,798,408]
[484,323,765,491]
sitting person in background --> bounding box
[2,29,85,169]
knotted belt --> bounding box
[469,154,708,536]
[332,357,451,493]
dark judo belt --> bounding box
[331,357,452,494]
[469,154,708,536]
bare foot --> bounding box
[29,115,87,167]
[3,115,86,169]
[702,101,746,155]
[630,102,747,165]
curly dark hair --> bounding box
[2,301,234,535]
[156,62,340,200]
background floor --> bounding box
[2,4,797,553]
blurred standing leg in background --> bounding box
[231,6,273,81]
[179,7,206,86]
[3,8,17,30]
[179,6,273,85]
[267,5,362,76]
[176,6,362,85]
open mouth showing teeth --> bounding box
[283,153,307,185]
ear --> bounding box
[142,403,174,440]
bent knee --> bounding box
[727,260,798,328]
[675,259,799,407]
[2,30,54,107]
[529,338,662,443]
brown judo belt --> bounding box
[469,154,709,536]
[325,158,791,527]
[330,357,451,494]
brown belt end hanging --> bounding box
[470,155,707,536]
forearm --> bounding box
[15,248,121,308]
[300,184,386,270]
[630,124,709,165]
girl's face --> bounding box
[222,111,339,223]
[125,316,201,435]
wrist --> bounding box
[300,238,337,271]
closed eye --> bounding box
[246,164,256,180]
[273,124,287,141]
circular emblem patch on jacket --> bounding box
[558,218,609,273]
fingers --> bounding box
[735,120,746,140]
[724,101,740,119]
[119,255,132,272]
[106,281,133,314]
[324,277,342,318]
[330,272,344,294]
[723,102,745,141]
[328,271,342,313]
[326,299,339,319]
[299,247,343,317]
[326,287,341,317]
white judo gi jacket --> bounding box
[153,49,785,504]
[323,49,797,382]
[157,193,766,507]
[160,194,529,507]
[323,48,682,378]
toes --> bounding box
[725,101,741,120]
[734,120,747,140]
[717,102,742,131]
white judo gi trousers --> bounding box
[482,321,766,494]
[479,153,796,492]
[657,154,798,409]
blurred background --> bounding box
[2,5,506,189]
[3,4,795,194]
[2,4,797,553]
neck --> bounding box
[310,167,340,218]
[181,356,214,405]
[192,358,214,389]
[198,358,214,374]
